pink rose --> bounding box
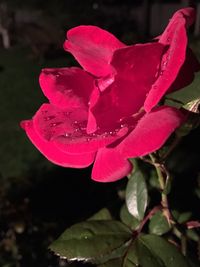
[21,8,200,182]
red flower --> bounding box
[21,8,200,182]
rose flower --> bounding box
[21,8,200,182]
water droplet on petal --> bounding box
[50,122,62,127]
[44,115,55,121]
[163,61,167,67]
[160,70,164,76]
[64,133,70,137]
[120,124,128,128]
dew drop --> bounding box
[50,122,62,127]
[44,115,55,121]
[160,70,164,76]
[120,123,128,128]
[102,132,108,138]
[163,61,167,67]
[80,126,86,131]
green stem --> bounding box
[173,226,188,255]
[149,154,172,223]
[149,154,165,190]
[181,235,187,256]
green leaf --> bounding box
[149,211,171,235]
[49,220,132,264]
[177,212,192,224]
[123,243,139,267]
[166,72,200,107]
[186,229,199,242]
[149,169,160,189]
[120,204,140,230]
[98,243,139,267]
[126,170,148,220]
[98,258,123,267]
[136,234,190,267]
[128,159,139,178]
[172,210,192,224]
[88,208,112,221]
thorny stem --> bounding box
[149,154,173,224]
[149,153,190,254]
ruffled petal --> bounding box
[39,67,94,109]
[20,120,95,168]
[144,8,196,112]
[92,147,132,182]
[89,43,165,130]
[64,25,125,77]
[32,103,128,154]
[119,106,186,158]
[54,127,128,154]
[33,104,88,141]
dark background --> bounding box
[0,1,200,266]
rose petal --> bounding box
[144,8,196,112]
[32,103,128,154]
[92,147,132,182]
[39,67,94,109]
[119,106,186,158]
[54,127,128,154]
[89,43,165,130]
[168,48,200,93]
[33,103,88,141]
[87,86,100,133]
[64,25,125,77]
[21,120,95,168]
